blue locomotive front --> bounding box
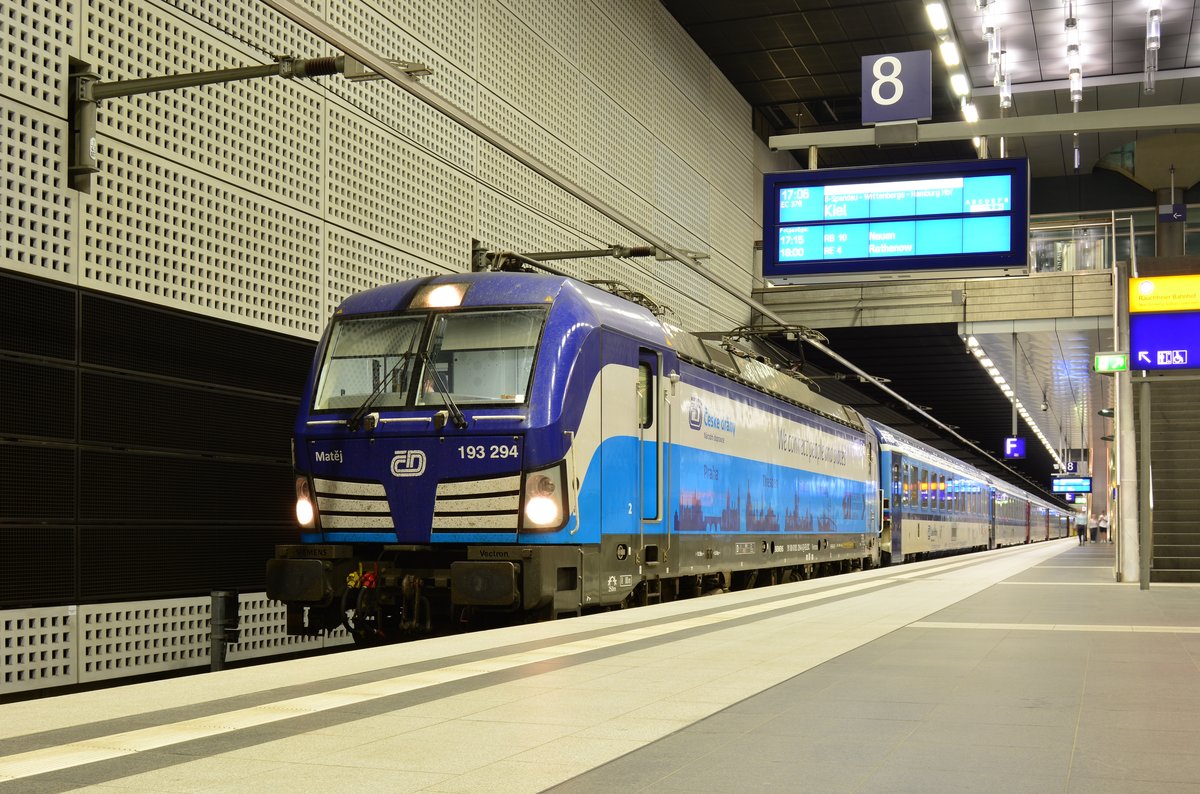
[266,272,659,638]
[267,270,883,641]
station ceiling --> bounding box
[659,0,1188,497]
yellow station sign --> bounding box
[1130,274,1200,313]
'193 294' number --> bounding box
[458,444,518,460]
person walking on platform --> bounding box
[1088,513,1099,543]
[1099,511,1110,542]
[1076,514,1087,545]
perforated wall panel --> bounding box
[478,186,578,256]
[351,0,478,76]
[477,89,579,229]
[708,66,755,159]
[649,21,712,180]
[80,147,325,335]
[325,101,477,273]
[654,142,709,248]
[162,0,326,68]
[479,0,579,151]
[76,593,348,684]
[580,1,655,125]
[709,138,755,221]
[3,105,74,280]
[0,595,348,695]
[592,0,653,55]
[709,186,757,268]
[326,229,447,313]
[1,607,75,695]
[578,79,654,205]
[325,0,478,178]
[3,0,71,115]
[227,594,351,662]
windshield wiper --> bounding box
[346,351,415,431]
[421,352,468,430]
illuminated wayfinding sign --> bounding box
[1003,437,1025,459]
[1129,274,1200,371]
[1052,477,1092,494]
[762,159,1030,284]
[1094,352,1129,373]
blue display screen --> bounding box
[1051,477,1092,494]
[763,160,1029,282]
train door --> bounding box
[987,488,997,550]
[637,348,663,561]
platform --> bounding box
[2,539,1199,793]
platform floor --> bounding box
[3,539,1200,793]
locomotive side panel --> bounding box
[664,363,878,578]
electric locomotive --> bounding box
[266,269,881,641]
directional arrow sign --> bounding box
[1130,311,1200,370]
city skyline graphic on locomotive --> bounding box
[266,265,1067,642]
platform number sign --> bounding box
[861,51,932,125]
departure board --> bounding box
[763,160,1029,284]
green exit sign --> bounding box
[1095,352,1129,373]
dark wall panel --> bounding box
[0,442,76,522]
[0,359,75,440]
[80,293,315,394]
[79,450,293,525]
[80,372,295,457]
[0,527,76,606]
[0,272,318,608]
[0,273,75,360]
[78,524,291,600]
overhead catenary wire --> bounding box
[259,0,1053,499]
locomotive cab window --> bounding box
[312,316,424,411]
[312,308,545,411]
[418,308,544,406]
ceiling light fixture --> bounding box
[925,1,949,32]
[939,40,961,66]
[1064,2,1083,109]
[1144,0,1162,94]
[1146,1,1162,51]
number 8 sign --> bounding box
[861,51,932,125]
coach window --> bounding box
[920,468,929,509]
[938,474,946,510]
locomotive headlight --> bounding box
[295,476,316,528]
[412,282,469,309]
[522,463,566,530]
